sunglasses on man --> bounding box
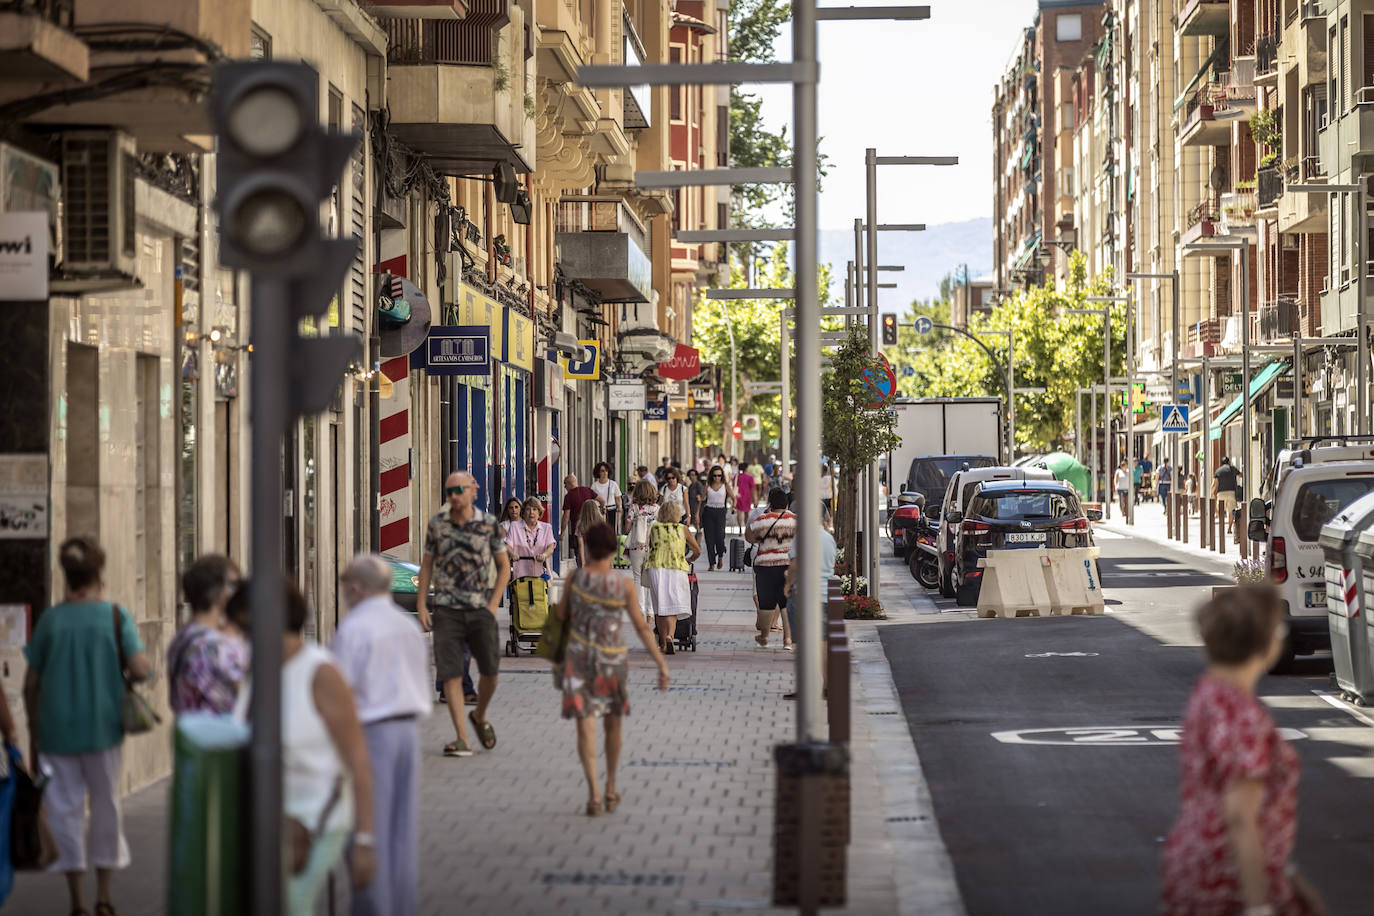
[444,485,469,497]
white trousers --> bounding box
[44,746,131,873]
[628,548,651,619]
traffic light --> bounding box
[211,61,360,416]
[881,313,898,346]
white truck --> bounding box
[884,397,1004,513]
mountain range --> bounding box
[819,216,992,306]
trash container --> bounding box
[168,713,250,916]
[1320,491,1374,704]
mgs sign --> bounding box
[657,344,700,380]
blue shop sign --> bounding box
[424,325,490,376]
[645,396,668,420]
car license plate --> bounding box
[1305,589,1326,609]
[1005,532,1046,544]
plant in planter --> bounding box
[843,594,886,620]
[1234,557,1266,584]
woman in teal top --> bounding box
[24,536,151,916]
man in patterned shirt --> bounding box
[418,470,511,757]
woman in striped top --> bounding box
[746,488,797,649]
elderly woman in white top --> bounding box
[234,580,376,913]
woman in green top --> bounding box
[642,501,701,655]
[24,536,152,916]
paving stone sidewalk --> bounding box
[8,560,961,915]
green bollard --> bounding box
[168,714,250,916]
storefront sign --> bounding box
[1222,371,1243,394]
[504,308,535,371]
[561,340,601,380]
[609,382,646,411]
[645,396,668,420]
[657,344,701,380]
[1276,378,1295,400]
[0,212,48,301]
[0,454,47,539]
[424,326,490,376]
[456,284,505,358]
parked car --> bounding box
[935,465,1055,598]
[383,554,429,613]
[947,479,1099,607]
[1249,440,1374,667]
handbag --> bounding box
[743,515,783,568]
[9,746,56,871]
[113,605,161,735]
[536,589,570,664]
[285,777,342,874]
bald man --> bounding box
[417,472,510,757]
[333,555,430,915]
[559,474,598,566]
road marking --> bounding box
[1093,529,1126,539]
[1312,689,1374,729]
[1023,652,1100,658]
[1260,694,1331,710]
[1326,757,1374,778]
[991,726,1308,746]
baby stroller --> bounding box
[674,565,699,652]
[505,575,549,656]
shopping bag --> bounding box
[10,747,56,871]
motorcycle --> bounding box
[908,516,940,589]
[889,491,925,558]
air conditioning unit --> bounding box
[60,130,137,276]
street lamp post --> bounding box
[1066,304,1112,518]
[1089,295,1133,522]
[1127,271,1180,531]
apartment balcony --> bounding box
[1185,318,1222,358]
[1319,88,1374,178]
[1226,58,1259,112]
[1180,82,1241,147]
[0,0,88,84]
[1276,163,1328,234]
[1255,35,1280,87]
[1258,299,1298,341]
[1181,200,1220,250]
[1221,189,1258,238]
[1178,0,1228,36]
[384,4,535,175]
[555,197,652,303]
[368,0,469,17]
[8,0,249,152]
[1257,165,1283,211]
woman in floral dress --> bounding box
[1161,583,1322,916]
[554,522,669,816]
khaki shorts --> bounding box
[1217,491,1237,515]
[433,605,500,679]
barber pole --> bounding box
[379,354,411,553]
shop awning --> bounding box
[1208,360,1289,440]
[1133,416,1160,434]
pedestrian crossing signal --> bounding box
[881,313,898,346]
[1160,404,1189,432]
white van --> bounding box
[1250,444,1374,666]
[936,464,1055,597]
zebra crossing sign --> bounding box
[1160,404,1189,433]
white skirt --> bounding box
[644,566,692,617]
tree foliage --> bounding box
[890,253,1128,455]
[822,325,901,576]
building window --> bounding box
[670,47,683,120]
[250,24,271,60]
[1056,14,1082,42]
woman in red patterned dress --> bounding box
[1162,583,1323,916]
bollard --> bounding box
[169,715,250,916]
[827,630,850,745]
[1179,492,1189,544]
[773,741,849,910]
[1165,493,1173,539]
[1216,502,1227,555]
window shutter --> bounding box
[1342,16,1351,111]
[1364,14,1374,93]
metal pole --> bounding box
[864,149,881,602]
[1075,389,1082,473]
[781,313,791,486]
[1241,244,1251,536]
[1171,271,1180,534]
[1091,384,1099,509]
[1359,187,1368,435]
[1294,334,1303,440]
[721,298,737,453]
[249,277,287,916]
[793,0,822,742]
[1202,352,1212,550]
[1127,297,1135,525]
[1104,310,1112,519]
[1007,327,1016,460]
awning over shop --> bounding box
[1208,360,1289,440]
[1133,416,1160,434]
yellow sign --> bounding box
[561,340,601,379]
[456,284,504,358]
[506,309,534,371]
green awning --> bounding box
[1173,38,1230,111]
[1208,360,1289,441]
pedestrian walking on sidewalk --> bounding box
[1114,461,1131,517]
[168,553,248,715]
[553,522,670,817]
[577,500,605,565]
[332,555,431,916]
[418,471,511,757]
[1157,458,1173,510]
[701,465,733,570]
[1161,583,1323,916]
[660,466,688,523]
[747,488,797,649]
[499,498,523,538]
[782,520,838,699]
[735,463,757,531]
[685,468,705,535]
[643,501,701,654]
[560,475,598,566]
[506,497,556,580]
[1213,457,1241,536]
[624,478,660,614]
[591,462,623,535]
[234,580,377,914]
[23,536,152,916]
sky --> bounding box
[752,0,1037,230]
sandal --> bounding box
[586,798,602,817]
[469,711,497,749]
[605,791,621,812]
[754,634,768,647]
[443,739,473,757]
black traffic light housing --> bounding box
[881,313,898,346]
[211,61,361,416]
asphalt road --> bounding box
[882,532,1374,916]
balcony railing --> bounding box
[1302,154,1326,180]
[556,196,647,247]
[1187,318,1222,356]
[1222,189,1258,224]
[1259,299,1298,339]
[0,0,75,29]
[383,0,509,66]
[1187,199,1222,227]
[1257,166,1284,208]
[1256,35,1279,80]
